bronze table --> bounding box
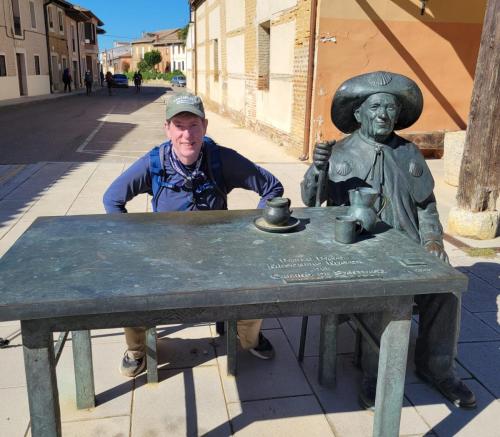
[0,207,467,437]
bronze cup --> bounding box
[335,215,362,244]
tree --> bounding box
[137,60,149,72]
[448,0,499,239]
[144,50,162,70]
[178,24,189,44]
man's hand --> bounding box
[424,241,449,264]
[313,140,336,171]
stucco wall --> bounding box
[225,0,245,32]
[310,0,486,149]
[28,74,51,95]
[256,0,297,23]
[256,20,295,132]
[0,77,20,99]
[226,34,245,111]
[0,0,50,99]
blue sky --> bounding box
[80,0,190,50]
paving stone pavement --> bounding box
[0,91,499,436]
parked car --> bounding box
[171,75,186,87]
[111,74,129,88]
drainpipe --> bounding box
[192,4,198,95]
[43,1,54,93]
[300,0,319,161]
[76,19,82,86]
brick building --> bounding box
[188,0,486,159]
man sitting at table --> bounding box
[103,92,283,377]
[301,71,476,410]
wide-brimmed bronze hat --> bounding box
[331,71,423,133]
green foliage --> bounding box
[125,69,186,82]
[143,50,162,68]
[166,70,185,81]
[178,24,189,43]
[137,60,149,72]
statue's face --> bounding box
[354,93,401,142]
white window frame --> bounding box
[29,1,37,29]
[34,54,41,75]
[48,6,54,30]
[58,9,64,34]
[0,53,7,77]
[71,24,76,53]
[11,0,23,37]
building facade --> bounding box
[73,5,104,85]
[130,29,186,74]
[45,0,71,91]
[0,0,50,100]
[189,0,486,158]
[101,42,132,74]
[190,0,313,156]
[0,0,103,101]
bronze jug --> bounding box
[347,187,379,233]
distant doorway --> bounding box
[86,55,93,76]
[16,53,27,96]
[51,55,60,91]
[73,61,79,88]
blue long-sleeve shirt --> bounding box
[103,139,284,213]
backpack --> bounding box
[149,137,227,211]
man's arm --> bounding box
[417,193,449,263]
[219,147,283,208]
[102,154,152,213]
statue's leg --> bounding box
[414,292,460,378]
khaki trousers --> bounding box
[124,319,262,359]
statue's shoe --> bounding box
[358,377,376,411]
[416,368,477,409]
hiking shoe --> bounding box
[248,333,275,360]
[416,368,476,409]
[119,351,146,377]
[358,376,377,411]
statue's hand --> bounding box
[424,241,449,263]
[313,140,336,171]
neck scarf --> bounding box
[167,145,205,190]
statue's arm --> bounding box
[417,193,449,263]
[301,165,329,206]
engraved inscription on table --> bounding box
[266,255,386,283]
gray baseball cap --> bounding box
[165,92,205,120]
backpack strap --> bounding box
[149,142,178,198]
[203,137,228,209]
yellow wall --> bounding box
[311,0,486,147]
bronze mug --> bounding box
[263,197,292,226]
[335,215,362,244]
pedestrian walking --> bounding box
[105,71,113,96]
[100,70,104,87]
[84,71,93,95]
[133,71,142,93]
[62,68,72,92]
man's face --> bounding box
[354,93,401,142]
[164,112,208,165]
